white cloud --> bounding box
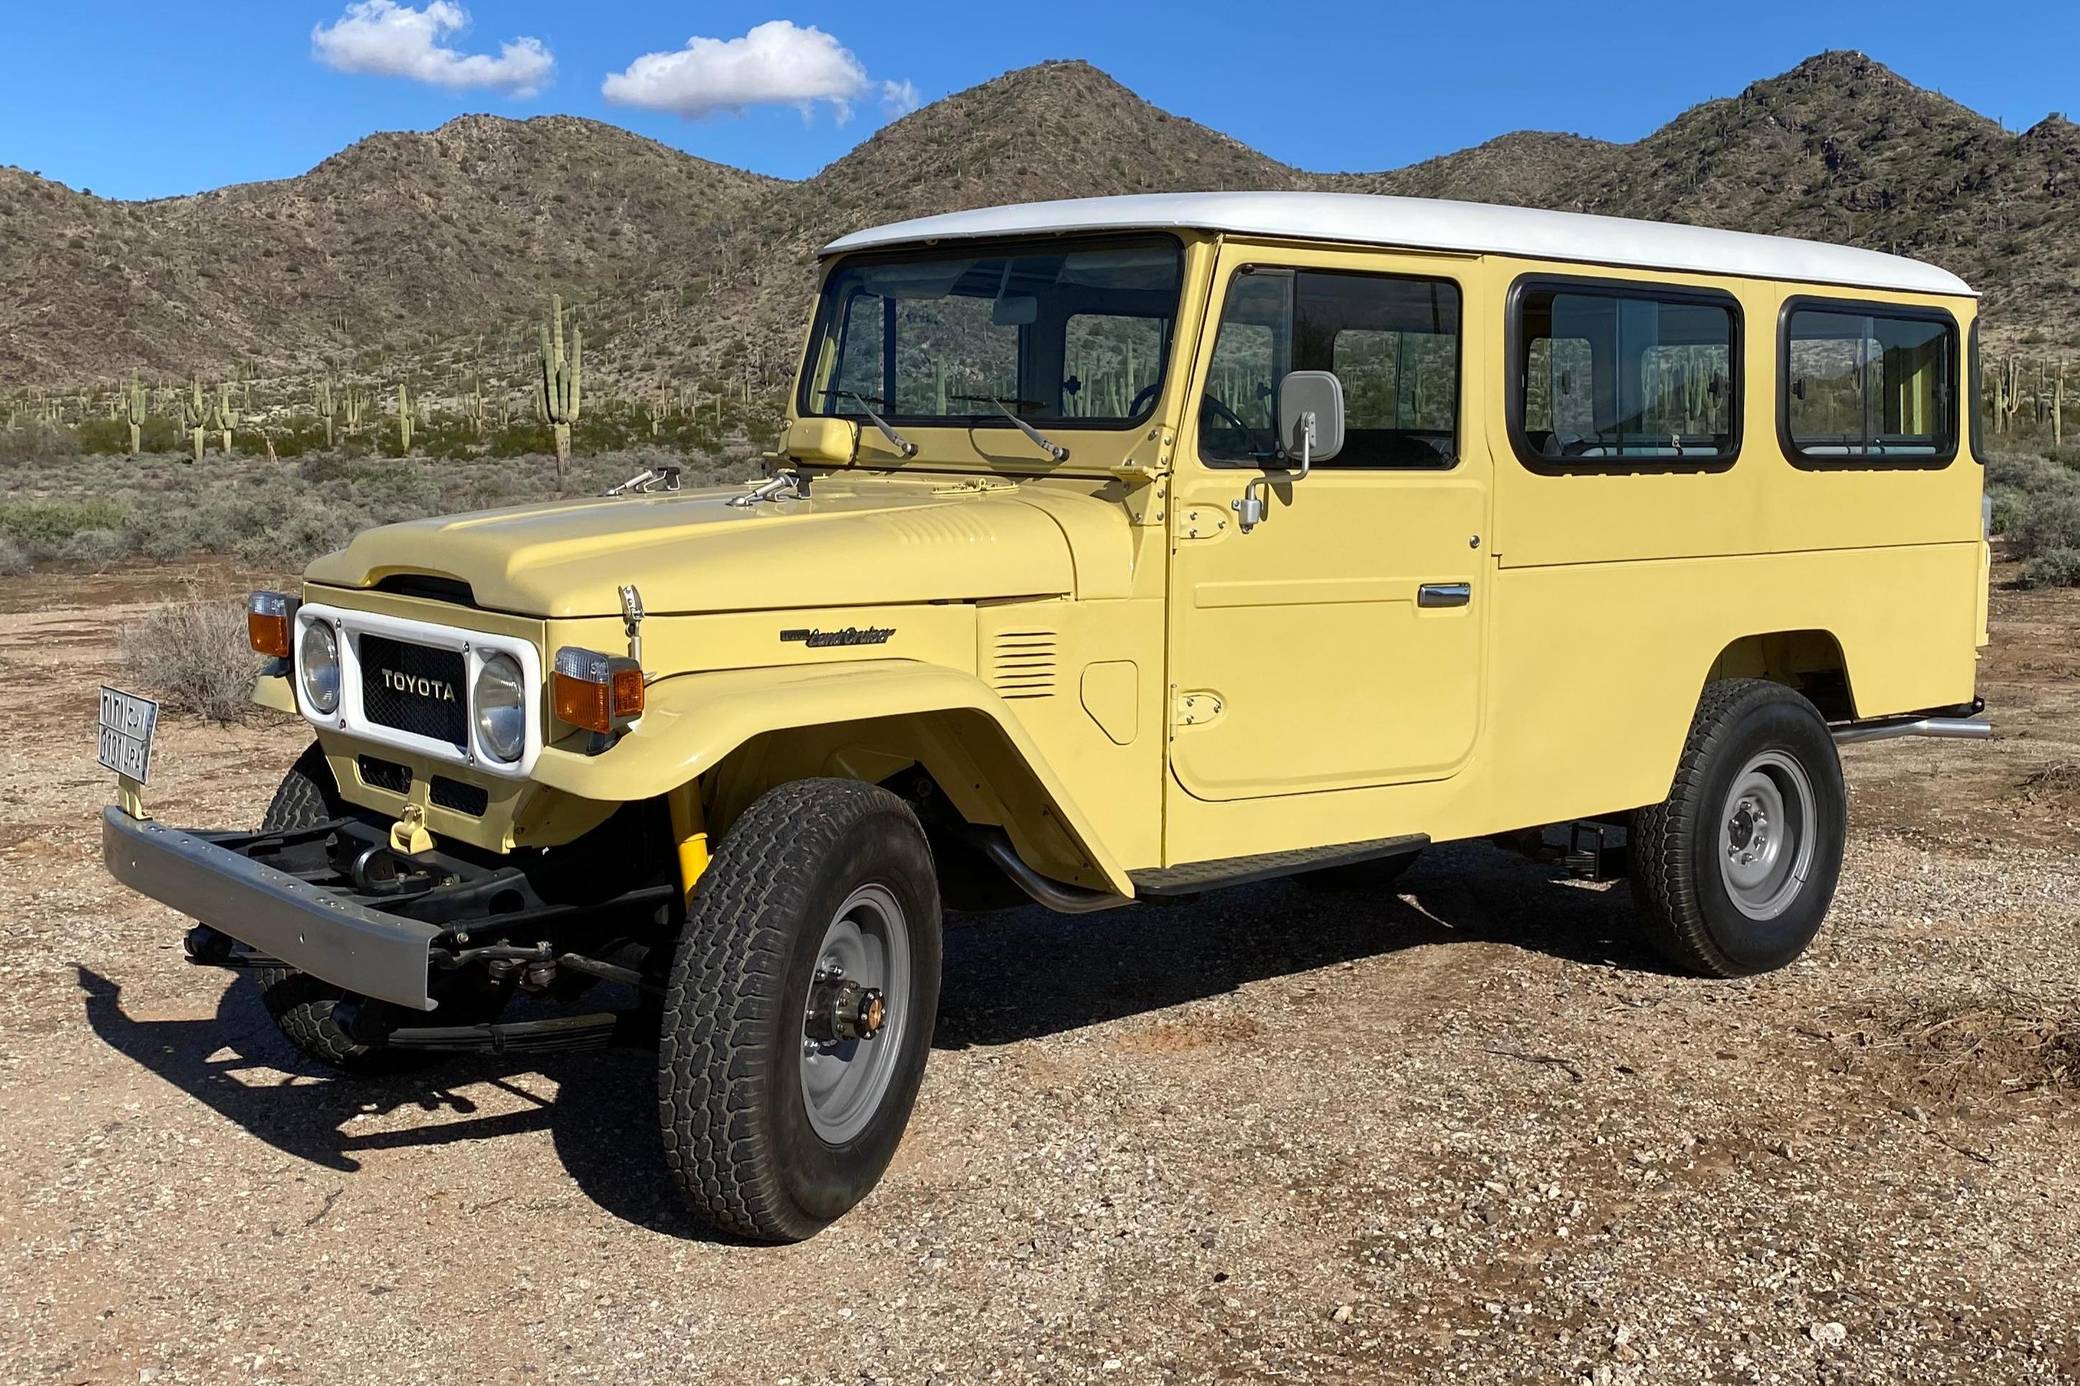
[602,20,915,123]
[312,1,554,98]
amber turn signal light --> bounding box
[246,591,298,658]
[552,646,644,734]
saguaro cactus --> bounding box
[316,379,337,448]
[343,385,365,436]
[124,373,146,456]
[178,380,207,463]
[210,383,236,455]
[535,294,583,481]
[396,380,413,453]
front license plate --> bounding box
[98,686,160,784]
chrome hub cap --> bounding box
[800,884,910,1143]
[1718,750,1817,921]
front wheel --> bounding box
[657,778,942,1242]
[1630,679,1847,977]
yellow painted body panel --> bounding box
[276,226,1984,894]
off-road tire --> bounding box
[1631,679,1847,977]
[250,746,509,1072]
[1293,848,1424,894]
[657,778,943,1243]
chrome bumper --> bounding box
[101,806,440,1011]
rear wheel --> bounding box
[1630,680,1847,977]
[657,778,942,1242]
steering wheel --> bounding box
[1127,381,1160,417]
[1200,394,1253,435]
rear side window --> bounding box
[1199,267,1461,469]
[1782,302,1958,465]
[1510,280,1739,467]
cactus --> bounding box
[124,372,146,456]
[343,385,365,436]
[316,378,337,448]
[535,294,583,481]
[396,380,413,453]
[210,383,236,455]
[177,380,207,463]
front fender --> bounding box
[529,659,1133,895]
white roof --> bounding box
[821,192,1974,298]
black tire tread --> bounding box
[1631,678,1828,978]
[251,745,417,1074]
[656,778,924,1243]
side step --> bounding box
[1129,834,1429,898]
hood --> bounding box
[304,478,1101,618]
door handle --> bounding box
[1417,582,1471,608]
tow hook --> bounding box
[805,979,886,1044]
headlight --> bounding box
[473,652,526,763]
[299,621,340,715]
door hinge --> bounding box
[1176,506,1228,541]
[1174,690,1224,726]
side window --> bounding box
[1783,303,1957,463]
[1200,267,1460,468]
[1512,282,1738,464]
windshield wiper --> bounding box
[945,394,1068,462]
[841,391,918,458]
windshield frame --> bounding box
[795,232,1187,436]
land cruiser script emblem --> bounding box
[380,668,457,701]
[780,626,895,648]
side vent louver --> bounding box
[989,629,1058,700]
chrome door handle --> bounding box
[1417,582,1471,608]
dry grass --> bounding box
[119,594,256,723]
[1839,993,2080,1103]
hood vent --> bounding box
[988,629,1058,700]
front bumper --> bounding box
[101,807,441,1011]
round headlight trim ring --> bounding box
[472,650,527,764]
[299,620,341,717]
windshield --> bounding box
[799,237,1183,434]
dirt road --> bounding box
[2,567,2076,1383]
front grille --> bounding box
[430,776,489,816]
[357,755,411,794]
[359,634,468,747]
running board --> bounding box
[1129,835,1429,897]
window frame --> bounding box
[1504,273,1745,476]
[795,232,1186,433]
[1196,262,1466,473]
[1968,316,1987,466]
[1776,294,1961,471]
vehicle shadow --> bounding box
[73,966,711,1240]
[935,840,1665,1048]
[76,840,1656,1239]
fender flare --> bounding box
[529,659,1133,896]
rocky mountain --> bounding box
[2,50,2074,394]
[0,116,774,382]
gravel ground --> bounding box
[1,564,2076,1384]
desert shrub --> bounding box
[120,597,256,722]
[74,418,133,455]
[62,527,130,568]
[2020,547,2080,589]
[2010,491,2080,561]
[0,500,131,556]
[0,535,28,576]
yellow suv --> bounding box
[105,192,1991,1242]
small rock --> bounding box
[1332,1303,1354,1324]
[1808,1321,1848,1348]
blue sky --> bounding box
[8,1,2078,201]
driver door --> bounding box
[1165,243,1490,803]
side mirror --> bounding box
[1234,370,1343,535]
[783,416,859,466]
[1277,370,1344,471]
